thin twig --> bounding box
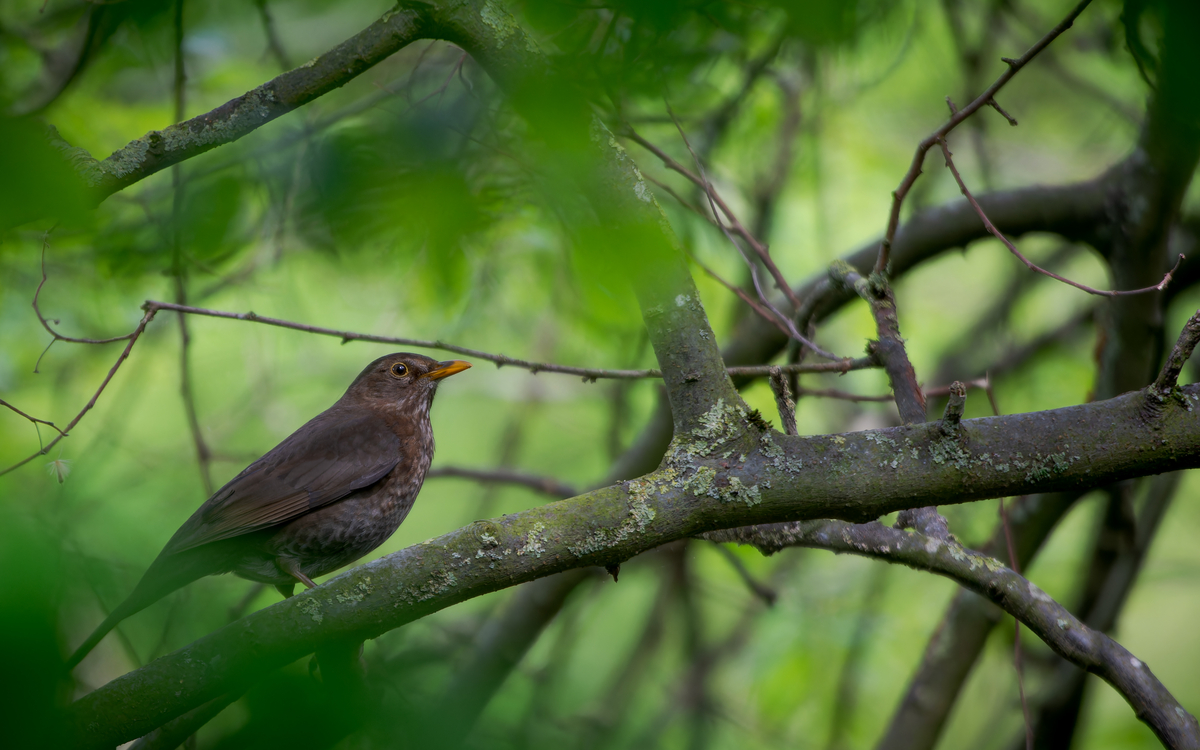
[426,466,578,500]
[34,234,136,345]
[796,387,892,403]
[938,139,1182,296]
[688,253,797,339]
[664,106,800,311]
[253,0,292,70]
[874,0,1095,273]
[0,309,157,477]
[0,399,68,437]
[709,541,777,606]
[623,128,787,300]
[171,0,214,497]
[644,173,709,218]
[657,110,841,360]
[1152,308,1200,394]
[141,300,878,380]
[986,97,1018,126]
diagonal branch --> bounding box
[937,138,1183,297]
[0,399,68,439]
[0,309,157,478]
[48,7,429,204]
[66,382,1200,748]
[702,520,1200,749]
[874,0,1095,273]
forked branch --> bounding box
[874,0,1095,273]
[703,520,1200,748]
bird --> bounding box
[64,352,470,671]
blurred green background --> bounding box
[0,0,1197,747]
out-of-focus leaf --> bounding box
[0,516,65,746]
[0,117,90,230]
[177,174,243,262]
[299,115,490,300]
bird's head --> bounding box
[344,353,471,410]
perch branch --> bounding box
[66,381,1200,748]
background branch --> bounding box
[703,520,1199,748]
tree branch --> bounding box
[426,466,578,499]
[67,383,1200,747]
[47,6,429,206]
[138,299,873,380]
[937,139,1183,297]
[873,0,1094,273]
[0,308,157,477]
[702,519,1199,748]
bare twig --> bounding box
[623,128,783,295]
[426,466,578,500]
[0,400,68,438]
[826,564,889,750]
[141,300,878,380]
[999,496,1034,750]
[0,309,157,477]
[874,0,1095,273]
[687,252,797,339]
[987,97,1018,126]
[659,111,842,361]
[709,541,777,606]
[34,235,137,346]
[728,358,879,377]
[1152,308,1200,394]
[938,139,1182,296]
[171,0,214,497]
[253,0,292,70]
[796,387,892,403]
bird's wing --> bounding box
[164,408,401,553]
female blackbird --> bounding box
[65,352,470,671]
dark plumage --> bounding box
[65,352,470,671]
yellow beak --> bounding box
[424,360,472,380]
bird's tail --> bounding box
[64,545,230,672]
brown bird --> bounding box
[65,352,470,671]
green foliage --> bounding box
[0,117,89,228]
[0,0,1196,748]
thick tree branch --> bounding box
[68,384,1200,747]
[47,6,428,205]
[703,520,1199,749]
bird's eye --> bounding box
[389,363,409,378]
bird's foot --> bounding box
[276,556,319,589]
